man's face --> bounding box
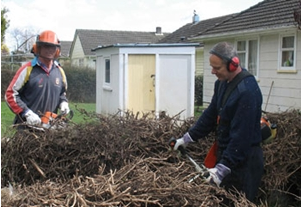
[39,44,57,60]
[209,54,229,81]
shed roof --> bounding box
[92,43,200,51]
[74,29,170,56]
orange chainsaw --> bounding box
[40,110,74,130]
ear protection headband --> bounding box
[210,49,239,72]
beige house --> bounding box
[189,0,301,112]
[158,13,236,76]
[69,28,169,69]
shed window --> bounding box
[236,39,259,77]
[105,59,110,83]
[280,35,295,69]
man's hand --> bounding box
[202,163,231,187]
[59,101,70,114]
[171,132,194,151]
[24,109,41,125]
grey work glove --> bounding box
[24,109,41,125]
[59,101,70,114]
[172,132,194,151]
[203,163,231,187]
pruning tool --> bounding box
[168,137,210,183]
[25,110,74,131]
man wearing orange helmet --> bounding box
[5,30,70,129]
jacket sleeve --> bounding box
[5,63,32,115]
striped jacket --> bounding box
[5,57,68,124]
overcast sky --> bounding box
[2,0,262,50]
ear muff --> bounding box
[54,46,61,58]
[32,43,37,55]
[210,49,239,72]
[228,56,239,72]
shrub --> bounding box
[195,75,203,106]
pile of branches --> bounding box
[1,109,301,206]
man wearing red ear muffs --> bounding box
[5,30,70,130]
[172,42,263,203]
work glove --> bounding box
[59,101,70,114]
[172,132,194,151]
[24,109,41,125]
[203,163,231,187]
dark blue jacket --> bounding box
[188,69,262,169]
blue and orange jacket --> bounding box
[188,69,262,169]
[5,57,68,124]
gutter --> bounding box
[189,25,297,42]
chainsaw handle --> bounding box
[168,137,187,156]
[57,110,74,120]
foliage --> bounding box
[1,7,10,45]
[195,75,203,106]
[64,65,96,103]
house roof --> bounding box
[74,28,170,56]
[157,13,237,44]
[60,41,72,57]
[191,0,301,39]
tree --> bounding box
[10,27,38,53]
[1,7,10,43]
[1,7,10,48]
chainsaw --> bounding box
[26,110,74,131]
[168,137,210,183]
[260,113,277,143]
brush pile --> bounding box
[1,109,301,206]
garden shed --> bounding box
[92,43,199,119]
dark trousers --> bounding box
[220,146,264,202]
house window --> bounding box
[236,39,259,77]
[105,58,110,83]
[280,35,295,69]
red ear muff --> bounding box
[32,44,37,55]
[55,48,61,58]
[228,56,239,72]
[210,49,239,72]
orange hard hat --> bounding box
[34,30,61,58]
[36,30,60,46]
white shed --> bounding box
[93,43,198,119]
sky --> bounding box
[2,0,263,51]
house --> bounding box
[92,43,198,118]
[69,28,169,69]
[158,13,236,76]
[58,41,72,66]
[189,0,301,112]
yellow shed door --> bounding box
[127,54,155,114]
